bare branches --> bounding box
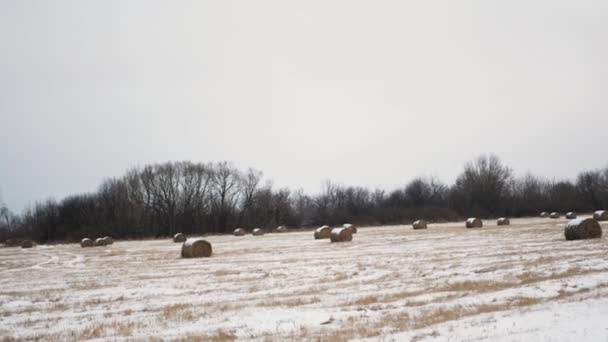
[4,154,608,242]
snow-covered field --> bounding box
[1,217,608,341]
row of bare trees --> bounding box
[2,155,608,242]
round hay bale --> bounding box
[233,228,246,236]
[252,228,265,236]
[565,218,602,240]
[343,223,357,234]
[80,238,94,248]
[21,240,35,248]
[94,238,106,247]
[465,218,483,228]
[314,226,332,239]
[550,212,560,219]
[540,212,549,218]
[566,212,577,219]
[274,226,288,233]
[412,220,427,230]
[102,237,114,245]
[330,227,353,243]
[593,210,608,221]
[181,238,212,258]
[497,218,510,226]
[173,233,186,243]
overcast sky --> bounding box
[1,0,607,211]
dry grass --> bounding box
[69,281,102,291]
[442,279,513,293]
[114,320,141,336]
[306,297,548,340]
[2,217,608,341]
[309,285,606,341]
[516,266,604,285]
[319,271,350,283]
[213,269,242,276]
[45,302,69,313]
[77,320,143,339]
[351,295,380,306]
[178,330,237,342]
[79,323,106,340]
[349,289,427,306]
[161,303,197,322]
[259,296,321,307]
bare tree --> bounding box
[179,162,213,234]
[271,188,292,226]
[292,188,314,226]
[576,170,603,210]
[248,182,275,227]
[237,168,263,227]
[144,163,181,236]
[405,178,431,207]
[1,205,10,230]
[0,192,8,230]
[510,173,549,215]
[211,162,242,232]
[6,156,608,242]
[452,154,513,216]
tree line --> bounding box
[1,155,608,243]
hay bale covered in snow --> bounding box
[173,233,186,243]
[181,238,212,258]
[593,210,608,221]
[343,223,357,234]
[80,238,94,248]
[465,218,483,228]
[274,226,288,233]
[330,227,353,243]
[550,212,560,219]
[412,220,427,230]
[102,237,114,245]
[94,238,106,247]
[565,218,602,240]
[233,228,246,236]
[540,212,549,218]
[21,240,35,248]
[252,228,265,236]
[566,212,577,219]
[314,226,332,239]
[497,218,510,226]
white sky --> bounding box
[1,0,608,211]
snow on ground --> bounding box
[1,217,608,341]
[367,297,608,342]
